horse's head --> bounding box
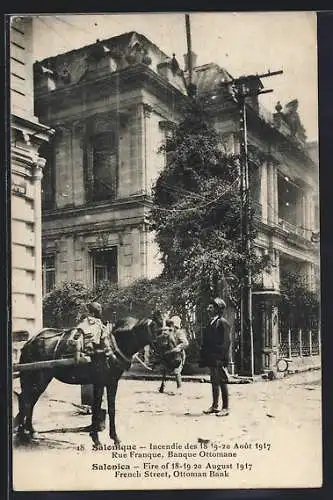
[111,316,155,357]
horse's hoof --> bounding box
[89,431,101,447]
[111,437,121,447]
[16,428,31,444]
[26,428,37,439]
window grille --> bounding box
[42,254,56,294]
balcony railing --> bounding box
[278,218,306,238]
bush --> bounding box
[92,278,175,322]
[43,281,89,328]
[183,336,202,373]
[43,279,206,369]
[42,278,176,328]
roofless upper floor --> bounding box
[33,30,317,171]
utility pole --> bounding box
[185,14,193,86]
[225,70,283,377]
[184,13,197,98]
[183,13,283,376]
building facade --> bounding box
[191,63,320,373]
[34,33,188,293]
[11,16,53,358]
[34,32,320,373]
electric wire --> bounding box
[54,15,95,36]
[36,17,74,51]
[148,177,240,213]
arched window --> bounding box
[85,131,118,202]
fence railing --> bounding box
[278,327,320,358]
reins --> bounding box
[108,332,133,369]
[53,329,70,360]
[132,352,153,371]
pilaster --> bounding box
[32,157,46,331]
[71,119,86,206]
[143,104,153,195]
[130,104,144,195]
[267,162,278,225]
[260,161,268,223]
[55,124,72,208]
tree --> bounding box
[149,99,264,318]
[279,271,320,330]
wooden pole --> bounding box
[288,328,292,358]
[239,96,254,378]
[185,14,192,85]
[13,357,84,373]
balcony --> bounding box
[278,218,306,239]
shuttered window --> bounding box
[85,132,118,202]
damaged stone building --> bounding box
[34,31,320,373]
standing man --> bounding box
[200,298,231,417]
[76,302,111,358]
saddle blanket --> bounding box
[33,328,84,360]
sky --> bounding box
[31,12,318,141]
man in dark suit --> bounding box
[200,297,231,417]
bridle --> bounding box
[106,318,153,370]
[108,331,133,369]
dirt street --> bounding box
[12,370,322,491]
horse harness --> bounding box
[107,332,132,371]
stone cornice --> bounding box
[35,64,187,112]
[11,146,45,179]
[245,106,317,171]
[42,194,153,220]
[42,218,146,239]
[11,113,54,140]
[206,102,317,172]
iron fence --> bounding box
[278,327,320,358]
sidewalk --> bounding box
[12,370,322,491]
[123,358,321,384]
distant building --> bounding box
[11,16,53,357]
[34,32,319,374]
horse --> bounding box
[14,316,155,447]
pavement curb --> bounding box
[123,373,252,384]
[123,364,321,384]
